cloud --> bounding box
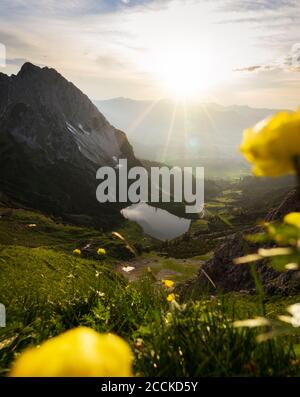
[218,0,299,13]
[217,13,300,25]
[94,54,139,75]
[216,0,300,34]
[233,65,263,72]
[0,30,31,49]
[77,0,170,15]
[96,55,126,69]
[234,43,300,73]
[0,0,170,18]
[6,57,28,66]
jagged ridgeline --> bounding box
[0,63,138,228]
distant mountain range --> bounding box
[0,63,137,226]
[95,97,280,176]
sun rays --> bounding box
[126,97,221,164]
[127,99,160,133]
[162,100,178,163]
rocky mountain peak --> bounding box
[17,61,43,76]
[0,62,137,225]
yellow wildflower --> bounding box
[167,293,176,302]
[10,327,132,377]
[97,248,107,256]
[284,212,300,229]
[73,249,81,255]
[240,110,300,176]
[161,279,175,288]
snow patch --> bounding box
[65,121,121,164]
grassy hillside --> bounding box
[0,205,300,376]
[0,207,156,255]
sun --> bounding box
[150,46,222,99]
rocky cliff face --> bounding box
[0,63,137,227]
[181,190,300,296]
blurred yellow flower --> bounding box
[111,231,126,241]
[278,303,300,327]
[10,327,132,377]
[167,293,176,302]
[97,248,107,256]
[125,244,135,255]
[161,279,175,288]
[240,110,300,176]
[73,249,81,255]
[284,212,300,229]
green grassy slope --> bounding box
[0,205,300,376]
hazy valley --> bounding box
[95,97,281,177]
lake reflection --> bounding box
[121,203,191,241]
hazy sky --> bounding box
[0,0,300,108]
